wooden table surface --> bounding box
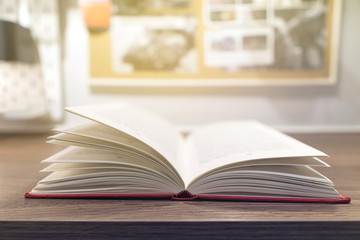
[1,132,360,239]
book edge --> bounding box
[24,191,350,203]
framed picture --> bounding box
[89,0,341,86]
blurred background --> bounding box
[0,0,359,133]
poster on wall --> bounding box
[89,0,341,86]
[110,16,197,74]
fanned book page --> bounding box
[25,103,350,203]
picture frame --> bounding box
[89,0,341,87]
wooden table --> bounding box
[1,132,359,239]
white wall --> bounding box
[61,0,360,132]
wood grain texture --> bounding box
[1,222,360,240]
[0,132,359,239]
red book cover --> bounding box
[24,190,351,203]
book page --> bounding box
[37,146,184,194]
[34,169,178,194]
[47,131,183,185]
[187,165,341,199]
[53,122,175,172]
[42,146,179,183]
[65,103,183,172]
[183,121,327,186]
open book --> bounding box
[25,103,350,203]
